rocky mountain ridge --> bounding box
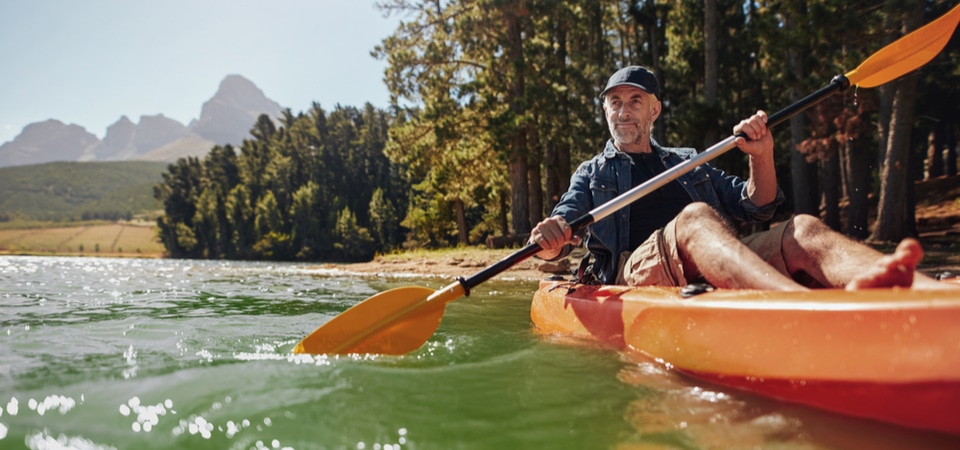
[0,75,283,168]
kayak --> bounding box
[531,279,960,435]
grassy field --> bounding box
[0,161,166,222]
[0,222,165,257]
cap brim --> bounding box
[600,82,657,99]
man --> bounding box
[531,65,950,291]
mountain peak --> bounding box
[0,120,99,167]
[0,75,286,168]
[219,74,259,92]
[192,75,284,145]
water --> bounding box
[1,256,958,450]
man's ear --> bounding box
[651,100,662,121]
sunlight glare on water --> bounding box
[2,255,959,449]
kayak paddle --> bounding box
[294,3,960,355]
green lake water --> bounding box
[1,256,958,450]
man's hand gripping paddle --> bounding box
[294,4,960,355]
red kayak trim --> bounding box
[531,280,960,434]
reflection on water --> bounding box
[1,255,959,449]
[613,352,960,450]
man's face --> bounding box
[602,86,661,150]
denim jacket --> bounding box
[549,138,785,285]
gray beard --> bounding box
[610,125,645,147]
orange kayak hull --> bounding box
[531,280,960,434]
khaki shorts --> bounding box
[616,219,790,287]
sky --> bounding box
[0,0,405,144]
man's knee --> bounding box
[677,202,722,224]
[675,202,731,243]
[786,214,830,241]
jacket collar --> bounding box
[603,137,697,162]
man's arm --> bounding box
[733,110,778,207]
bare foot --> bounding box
[845,238,923,290]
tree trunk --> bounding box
[821,155,841,230]
[454,198,468,245]
[636,0,666,145]
[785,12,819,215]
[873,72,921,241]
[552,9,572,212]
[947,126,958,177]
[509,154,531,234]
[558,141,571,198]
[545,141,560,214]
[702,0,720,149]
[873,74,919,241]
[544,138,572,214]
[842,135,871,239]
[908,133,921,237]
[499,189,509,236]
[875,6,897,173]
[926,128,944,179]
[790,119,819,215]
[505,10,531,235]
[527,152,543,227]
[872,3,923,242]
[876,84,893,171]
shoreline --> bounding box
[312,247,566,282]
[4,239,958,284]
[317,238,960,284]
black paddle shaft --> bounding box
[457,75,851,295]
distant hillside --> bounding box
[136,133,217,162]
[0,161,168,221]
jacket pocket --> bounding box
[589,179,618,205]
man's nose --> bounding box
[615,105,633,119]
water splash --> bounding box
[25,431,116,450]
[119,397,174,433]
[28,395,78,416]
[123,345,138,379]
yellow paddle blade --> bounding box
[293,282,469,355]
[293,286,442,355]
[846,3,960,88]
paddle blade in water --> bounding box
[293,286,444,355]
[846,3,960,88]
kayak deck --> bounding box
[531,279,960,434]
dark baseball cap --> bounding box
[600,66,660,100]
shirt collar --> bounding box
[603,138,664,160]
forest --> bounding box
[154,0,960,261]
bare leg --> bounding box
[674,203,808,291]
[779,215,953,290]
